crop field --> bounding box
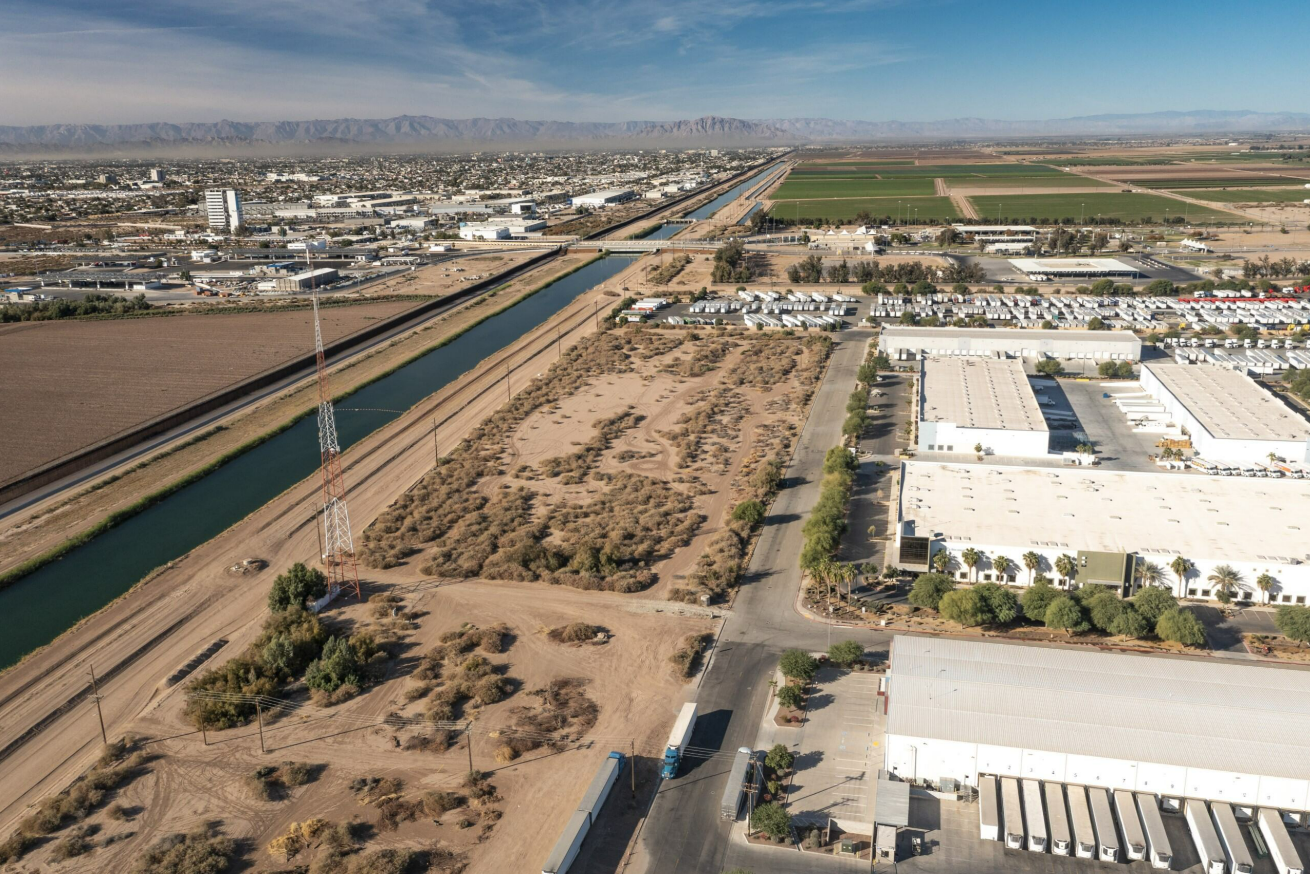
[1178,187,1310,203]
[0,299,424,486]
[871,162,1066,178]
[791,161,915,172]
[966,192,1242,224]
[771,176,936,199]
[945,175,1116,190]
[769,195,960,223]
[1133,176,1298,189]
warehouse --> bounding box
[1010,257,1143,280]
[1141,361,1310,465]
[884,635,1310,814]
[917,357,1050,458]
[272,267,338,291]
[572,188,635,208]
[879,326,1141,362]
[894,460,1310,604]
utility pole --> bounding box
[88,665,107,746]
[432,417,439,467]
[630,738,636,797]
[256,699,266,753]
[557,326,562,359]
[201,721,208,746]
[505,362,511,403]
[466,724,474,773]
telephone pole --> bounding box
[432,417,439,467]
[88,665,107,746]
[255,699,266,753]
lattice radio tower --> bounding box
[309,250,362,600]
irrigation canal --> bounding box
[684,163,787,221]
[0,255,637,670]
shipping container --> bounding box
[1258,808,1305,874]
[979,775,1000,842]
[1022,779,1047,852]
[1186,799,1227,874]
[720,748,757,821]
[1136,792,1173,870]
[1088,787,1120,863]
[1115,789,1147,861]
[1212,802,1254,874]
[1045,782,1071,856]
[1001,777,1024,849]
[1067,784,1097,859]
[542,752,626,874]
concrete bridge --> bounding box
[571,239,723,253]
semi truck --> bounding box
[542,751,626,874]
[660,703,697,779]
[979,775,1000,842]
[1044,782,1071,856]
[720,747,758,821]
[1136,792,1174,870]
[1067,784,1097,859]
[1088,786,1120,863]
[1258,808,1305,874]
[1212,802,1254,874]
[1115,788,1147,861]
[1022,779,1048,852]
[1001,777,1024,849]
[1186,798,1227,874]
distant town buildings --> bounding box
[205,188,244,232]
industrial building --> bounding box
[572,188,635,208]
[1140,361,1310,465]
[917,357,1050,458]
[458,225,511,241]
[879,326,1141,362]
[895,460,1310,604]
[271,267,338,291]
[952,224,1038,242]
[884,635,1310,816]
[204,188,243,232]
[1010,257,1143,280]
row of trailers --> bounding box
[980,775,1305,874]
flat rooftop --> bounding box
[883,326,1140,347]
[888,635,1310,781]
[921,357,1047,433]
[1010,257,1140,275]
[900,460,1310,564]
[1146,361,1310,443]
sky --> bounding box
[2,0,1309,126]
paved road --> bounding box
[633,331,899,874]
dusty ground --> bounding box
[0,251,594,579]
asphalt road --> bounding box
[635,330,900,874]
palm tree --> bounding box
[960,547,982,583]
[1022,551,1041,585]
[931,550,952,575]
[992,555,1013,584]
[1256,572,1275,605]
[810,558,834,606]
[1170,556,1193,599]
[1268,452,1280,466]
[1134,560,1165,594]
[833,562,858,602]
[1054,554,1076,588]
[1207,564,1243,602]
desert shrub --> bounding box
[473,676,508,705]
[560,622,597,643]
[268,562,328,612]
[494,744,518,764]
[731,499,766,526]
[402,730,452,753]
[539,407,644,478]
[0,832,35,864]
[670,632,712,680]
[50,828,93,861]
[130,824,235,874]
[9,739,146,848]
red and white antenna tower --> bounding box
[308,248,361,600]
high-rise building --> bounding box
[205,188,243,232]
[148,168,166,183]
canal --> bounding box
[0,255,637,669]
[685,163,787,221]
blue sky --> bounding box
[2,0,1308,125]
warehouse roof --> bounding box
[921,357,1047,433]
[1010,257,1141,276]
[1146,361,1310,443]
[887,635,1310,781]
[899,461,1310,566]
[881,326,1141,347]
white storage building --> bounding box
[573,189,635,208]
[1010,257,1143,279]
[894,460,1310,604]
[1140,361,1310,465]
[884,635,1310,816]
[879,326,1141,363]
[917,357,1050,458]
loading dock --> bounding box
[1136,792,1174,870]
[1088,786,1120,863]
[1212,801,1254,874]
[1258,808,1305,874]
[1187,798,1228,874]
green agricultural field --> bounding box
[947,176,1115,189]
[1177,187,1310,203]
[768,196,960,223]
[791,161,915,172]
[771,176,937,199]
[1050,156,1179,166]
[966,192,1241,225]
[873,163,1065,178]
[1135,176,1295,189]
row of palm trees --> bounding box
[810,558,859,603]
[932,547,1072,586]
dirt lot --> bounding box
[0,251,594,580]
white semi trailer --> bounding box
[1022,779,1047,853]
[1001,777,1024,849]
[1212,802,1254,874]
[979,775,999,842]
[1066,785,1096,859]
[1115,789,1147,861]
[1185,799,1227,874]
[1045,782,1071,856]
[1136,792,1174,870]
[1258,808,1305,874]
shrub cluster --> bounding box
[649,253,692,285]
[129,824,236,874]
[409,624,514,722]
[799,447,857,571]
[669,632,713,680]
[538,407,645,481]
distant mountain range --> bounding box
[1,110,1307,154]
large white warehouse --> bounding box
[1141,361,1310,465]
[895,460,1310,604]
[879,326,1141,362]
[917,357,1050,458]
[885,636,1310,814]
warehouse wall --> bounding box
[917,422,1049,458]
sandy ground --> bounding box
[0,252,594,579]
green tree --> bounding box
[765,743,795,772]
[1156,608,1206,647]
[776,684,804,710]
[1114,360,1134,378]
[1132,587,1178,624]
[1275,605,1310,646]
[779,649,818,683]
[931,550,953,575]
[1087,316,1107,331]
[1170,556,1193,597]
[1044,596,1089,635]
[268,562,328,613]
[1256,573,1276,605]
[1207,565,1243,601]
[1086,590,1126,632]
[939,588,989,627]
[960,547,982,583]
[827,640,864,667]
[1020,578,1060,621]
[974,582,1019,625]
[1054,554,1076,586]
[304,636,363,693]
[750,801,792,840]
[731,500,766,526]
[1109,609,1150,639]
[1035,359,1063,376]
[908,572,954,611]
[1022,551,1042,585]
[1134,561,1165,592]
[992,555,1014,582]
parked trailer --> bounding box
[1045,782,1071,856]
[1186,799,1228,874]
[660,703,697,779]
[1088,787,1120,862]
[720,748,757,821]
[979,775,1000,842]
[1001,777,1024,849]
[542,751,626,874]
[1258,808,1305,874]
[1115,789,1147,861]
[1212,802,1255,874]
[1066,785,1096,859]
[1136,792,1174,870]
[1022,779,1048,852]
